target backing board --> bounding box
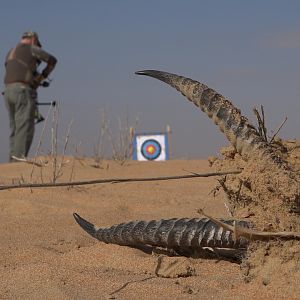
[133,133,169,161]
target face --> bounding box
[133,133,169,161]
[141,139,162,160]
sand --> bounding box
[1,157,300,299]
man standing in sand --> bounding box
[3,31,57,162]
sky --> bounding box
[1,1,300,163]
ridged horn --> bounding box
[135,70,267,159]
[73,213,250,251]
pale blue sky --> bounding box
[1,1,300,162]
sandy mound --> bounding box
[210,139,300,288]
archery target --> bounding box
[141,139,162,160]
[133,133,169,161]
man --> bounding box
[3,31,57,161]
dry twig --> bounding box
[11,156,45,167]
[198,208,300,241]
[269,116,288,144]
[109,276,155,297]
[0,170,241,191]
[30,104,52,181]
[253,106,267,142]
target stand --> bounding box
[132,131,170,161]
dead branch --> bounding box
[217,177,232,198]
[197,209,300,241]
[260,105,267,141]
[253,106,267,142]
[30,104,52,180]
[235,179,243,203]
[269,116,288,144]
[0,170,241,191]
[11,156,45,167]
[109,276,155,297]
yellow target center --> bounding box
[147,146,155,154]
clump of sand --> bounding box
[209,138,300,284]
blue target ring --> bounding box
[141,139,162,160]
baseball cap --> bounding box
[22,31,42,47]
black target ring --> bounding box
[141,139,162,160]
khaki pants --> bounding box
[4,83,36,161]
